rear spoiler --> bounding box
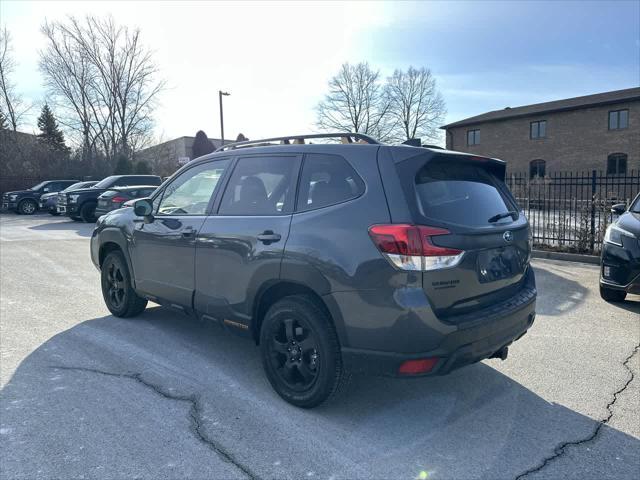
[392,148,507,181]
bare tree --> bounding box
[0,27,30,130]
[386,66,446,143]
[39,16,164,164]
[316,62,394,142]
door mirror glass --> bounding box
[133,198,154,218]
[611,203,626,215]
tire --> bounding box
[101,250,148,317]
[49,210,60,216]
[80,202,97,223]
[600,285,627,302]
[259,295,347,408]
[18,199,38,215]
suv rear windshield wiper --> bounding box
[488,210,518,223]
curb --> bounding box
[532,249,600,265]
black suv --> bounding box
[59,175,162,222]
[2,180,78,215]
[600,193,640,302]
[90,133,536,408]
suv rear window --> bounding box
[415,161,515,227]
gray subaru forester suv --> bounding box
[90,133,536,408]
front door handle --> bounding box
[257,230,281,244]
[182,226,196,238]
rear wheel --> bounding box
[259,295,346,408]
[18,199,37,215]
[101,251,147,317]
[80,202,97,222]
[600,285,627,302]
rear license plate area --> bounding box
[477,246,525,283]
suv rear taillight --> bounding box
[368,224,464,271]
[111,196,128,204]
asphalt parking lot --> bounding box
[1,213,638,480]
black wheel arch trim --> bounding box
[97,228,138,290]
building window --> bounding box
[608,109,628,130]
[529,159,546,178]
[467,129,480,145]
[530,120,546,139]
[607,153,627,175]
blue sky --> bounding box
[2,0,639,144]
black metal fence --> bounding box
[506,170,640,254]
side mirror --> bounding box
[133,198,154,222]
[611,203,626,215]
[43,188,50,193]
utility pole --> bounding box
[219,90,230,145]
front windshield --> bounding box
[63,182,84,192]
[630,194,640,213]
[93,176,117,189]
[30,182,48,191]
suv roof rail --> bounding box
[215,132,381,152]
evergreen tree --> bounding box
[192,130,215,159]
[114,153,132,174]
[236,133,249,142]
[134,160,152,174]
[37,104,69,152]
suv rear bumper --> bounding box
[341,303,535,377]
[326,267,537,377]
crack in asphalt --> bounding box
[514,343,640,480]
[50,365,261,480]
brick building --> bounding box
[134,136,227,176]
[441,87,640,176]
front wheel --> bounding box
[18,199,38,215]
[600,285,627,302]
[80,202,97,223]
[101,251,147,317]
[259,295,347,408]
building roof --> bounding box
[441,87,640,129]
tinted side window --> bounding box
[156,160,229,215]
[218,156,299,216]
[296,153,364,212]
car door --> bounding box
[194,154,302,327]
[130,159,231,308]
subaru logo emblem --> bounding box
[503,231,514,242]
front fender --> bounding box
[92,226,137,289]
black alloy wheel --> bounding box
[266,316,321,392]
[259,295,347,408]
[100,251,147,317]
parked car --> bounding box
[95,186,159,217]
[39,181,99,215]
[58,175,162,222]
[2,180,79,215]
[600,193,640,302]
[90,133,536,408]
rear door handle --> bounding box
[182,226,196,238]
[257,230,281,244]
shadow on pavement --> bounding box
[533,264,589,316]
[28,219,94,238]
[1,306,638,479]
